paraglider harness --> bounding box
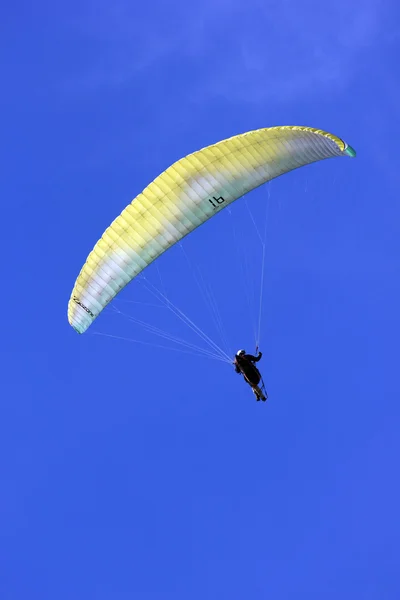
[247,371,268,402]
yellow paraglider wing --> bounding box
[68,125,355,333]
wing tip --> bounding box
[344,144,356,157]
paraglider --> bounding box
[67,124,355,402]
[234,349,267,401]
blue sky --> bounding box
[1,0,400,598]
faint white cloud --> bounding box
[188,0,384,104]
[62,0,216,90]
[63,0,387,104]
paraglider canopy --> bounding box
[68,125,355,334]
